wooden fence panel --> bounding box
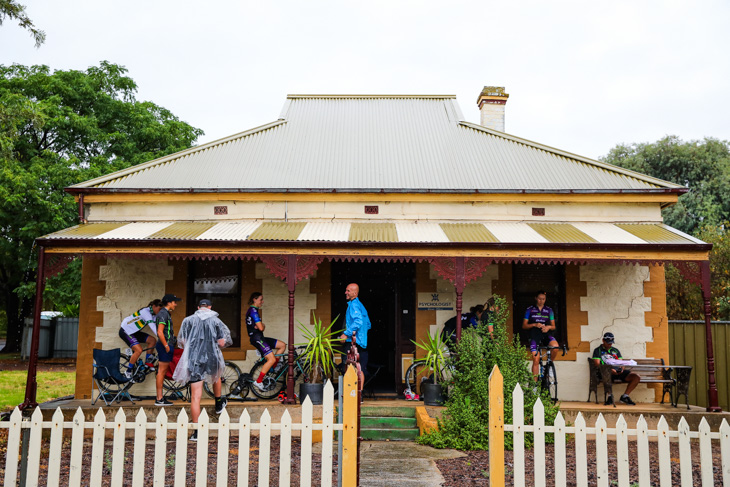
[657,416,671,487]
[615,415,629,487]
[595,414,608,487]
[258,408,271,487]
[279,410,292,487]
[574,413,588,487]
[133,409,147,487]
[512,385,525,487]
[111,408,126,487]
[69,408,84,487]
[321,381,335,487]
[175,409,189,487]
[636,415,650,487]
[25,407,43,487]
[699,418,713,487]
[678,417,692,487]
[218,409,231,487]
[4,408,21,487]
[533,399,545,487]
[153,408,168,487]
[238,410,251,487]
[488,366,505,487]
[89,408,106,486]
[47,408,64,487]
[721,419,730,487]
[553,413,566,487]
[300,396,313,487]
[197,409,210,487]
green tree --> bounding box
[0,0,45,47]
[0,62,203,352]
[601,136,730,235]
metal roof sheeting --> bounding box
[42,221,703,246]
[71,96,681,192]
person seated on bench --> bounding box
[592,332,640,406]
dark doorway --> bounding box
[512,263,566,346]
[331,261,416,395]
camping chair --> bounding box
[92,348,135,406]
[163,348,190,401]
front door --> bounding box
[331,261,415,395]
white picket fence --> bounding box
[1,380,355,487]
[488,365,730,487]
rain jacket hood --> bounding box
[172,307,233,384]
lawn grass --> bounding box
[0,371,75,412]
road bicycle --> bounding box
[120,347,190,401]
[403,354,455,399]
[212,345,312,401]
[535,344,568,402]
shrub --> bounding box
[417,295,559,450]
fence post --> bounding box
[342,365,359,487]
[488,365,505,487]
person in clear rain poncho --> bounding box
[173,299,233,440]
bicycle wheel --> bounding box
[541,362,558,401]
[204,361,243,399]
[120,352,147,384]
[405,362,433,396]
[249,360,287,400]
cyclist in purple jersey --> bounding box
[522,290,559,381]
[245,292,287,392]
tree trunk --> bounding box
[2,289,24,353]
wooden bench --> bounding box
[588,358,689,408]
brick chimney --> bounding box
[477,86,509,132]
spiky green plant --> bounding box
[411,330,448,385]
[297,313,344,383]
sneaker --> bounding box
[155,398,173,406]
[273,361,286,374]
[145,363,156,372]
[604,395,614,406]
[252,381,268,392]
[215,397,227,415]
[189,430,198,442]
[124,368,133,379]
[620,394,636,406]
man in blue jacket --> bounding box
[340,283,371,375]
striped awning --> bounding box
[41,220,703,246]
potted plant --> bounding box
[412,331,449,406]
[296,313,343,405]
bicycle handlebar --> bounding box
[536,344,568,356]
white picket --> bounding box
[615,415,629,487]
[68,408,85,487]
[89,408,106,487]
[512,385,525,487]
[300,396,314,487]
[196,409,210,487]
[554,413,566,487]
[636,415,650,487]
[657,416,671,487]
[279,410,292,486]
[218,409,231,487]
[678,417,692,487]
[595,414,609,487]
[47,408,64,487]
[238,410,251,487]
[4,408,22,487]
[258,409,271,487]
[111,408,126,487]
[699,418,713,487]
[153,408,169,487]
[132,408,147,487]
[533,398,546,487]
[321,381,335,487]
[720,419,730,487]
[174,408,189,487]
[574,413,588,487]
[24,407,43,487]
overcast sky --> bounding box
[2,0,728,160]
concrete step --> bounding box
[360,406,416,418]
[361,416,417,429]
[360,428,420,441]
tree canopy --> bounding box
[601,136,730,235]
[0,0,45,47]
[0,61,203,351]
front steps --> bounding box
[360,405,420,441]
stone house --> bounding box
[32,87,716,405]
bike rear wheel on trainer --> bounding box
[249,360,286,399]
[541,362,558,401]
[405,362,434,396]
[204,361,243,399]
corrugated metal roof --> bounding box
[40,221,704,246]
[70,95,681,192]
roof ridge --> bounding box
[286,94,457,99]
[458,121,683,190]
[68,119,287,190]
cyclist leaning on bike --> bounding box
[246,292,287,392]
[119,299,162,379]
[522,290,559,381]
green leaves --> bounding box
[411,330,448,385]
[296,313,343,384]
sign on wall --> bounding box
[417,292,454,310]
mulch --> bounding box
[437,441,726,486]
[0,435,337,486]
[0,358,76,373]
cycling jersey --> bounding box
[246,306,263,338]
[120,306,157,336]
[155,307,175,344]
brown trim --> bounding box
[562,264,590,361]
[644,265,669,401]
[74,256,107,400]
